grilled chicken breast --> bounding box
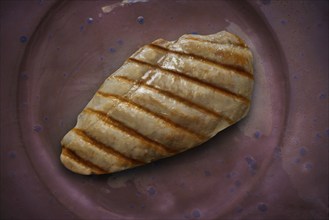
[60,31,254,175]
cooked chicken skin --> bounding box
[60,31,254,175]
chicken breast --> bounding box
[60,31,254,175]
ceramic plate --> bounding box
[2,0,328,219]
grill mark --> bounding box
[128,57,250,104]
[96,89,207,140]
[114,75,234,124]
[184,36,247,48]
[61,146,107,174]
[83,107,176,155]
[73,128,144,165]
[148,43,253,80]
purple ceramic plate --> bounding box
[1,1,328,219]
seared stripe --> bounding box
[61,146,107,174]
[73,128,144,165]
[148,43,253,79]
[114,75,234,124]
[96,89,206,140]
[128,57,250,104]
[83,107,176,154]
[184,36,247,48]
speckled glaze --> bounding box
[0,1,328,220]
